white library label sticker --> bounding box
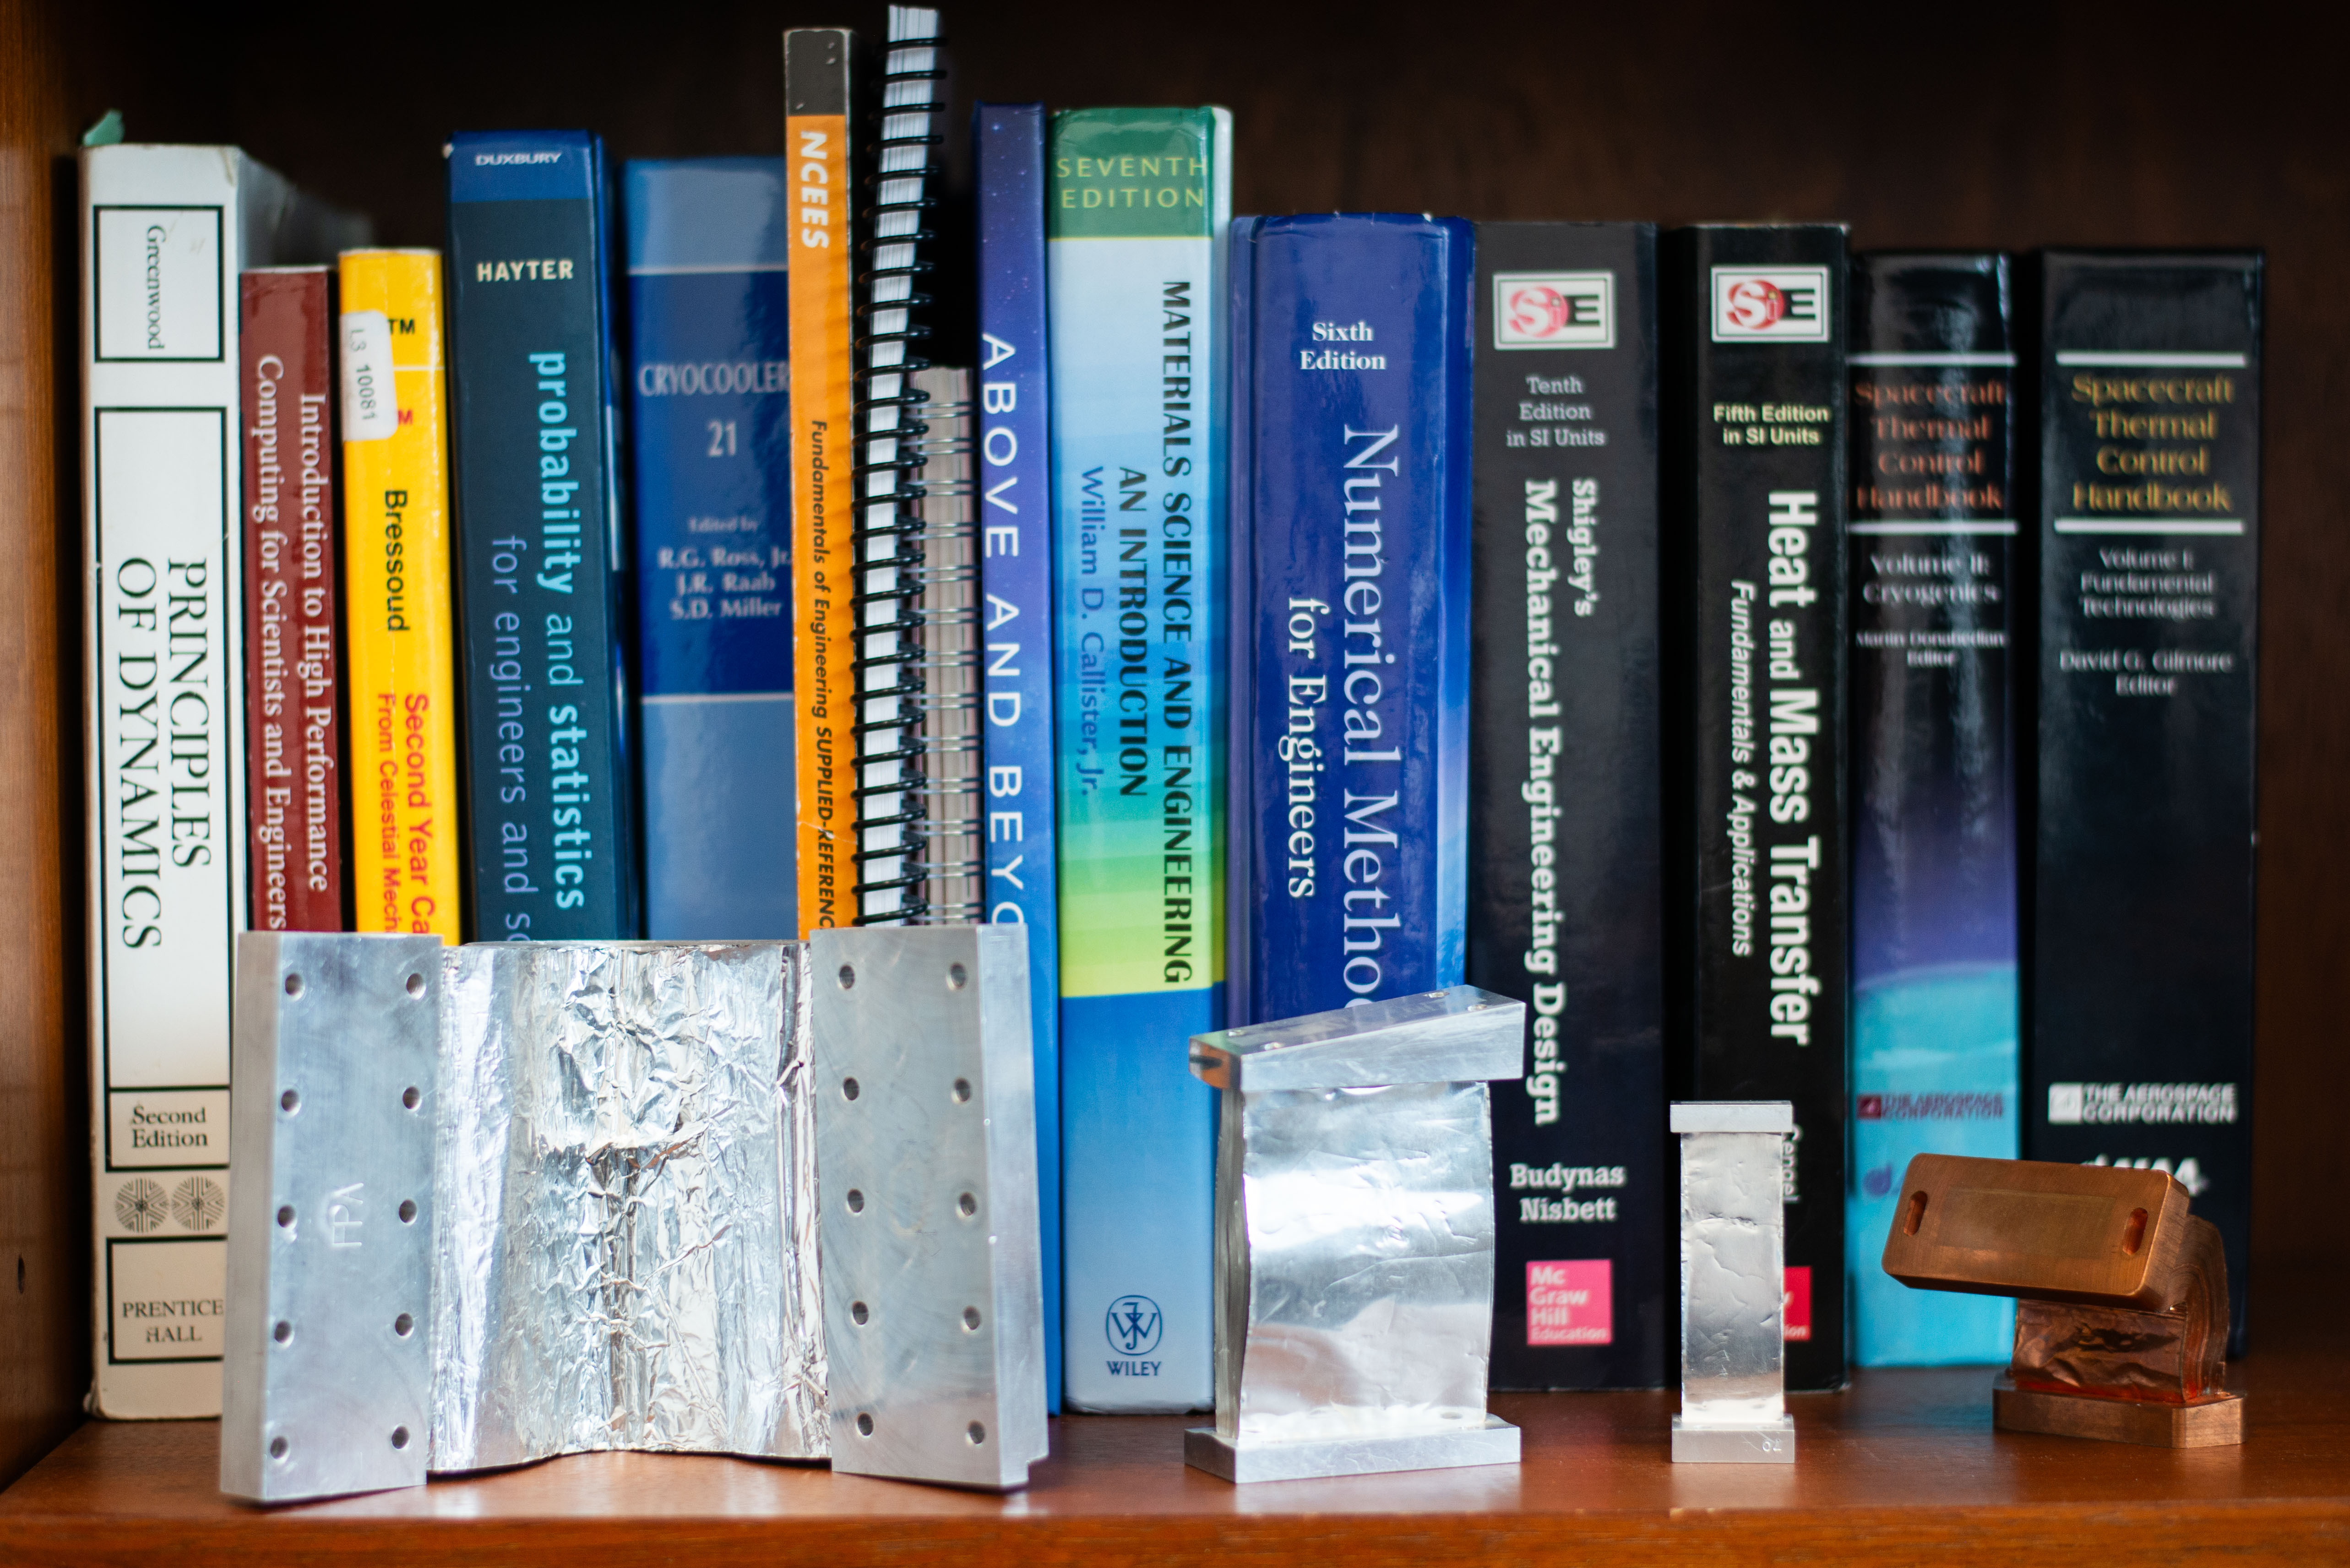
[94,206,224,361]
[340,310,399,441]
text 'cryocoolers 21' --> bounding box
[1049,105,1230,1413]
[1662,224,1850,1389]
[2027,250,2261,1357]
[624,157,796,940]
[1228,213,1472,1026]
[1467,223,1667,1390]
[447,131,641,939]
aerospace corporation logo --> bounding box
[1105,1294,1164,1357]
[1711,266,1831,343]
[1492,271,1614,350]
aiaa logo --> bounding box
[1711,266,1831,343]
[1493,271,1614,350]
[1105,1293,1164,1357]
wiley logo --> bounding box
[1494,271,1614,350]
[1711,266,1830,343]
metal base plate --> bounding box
[1670,1413,1795,1463]
[1184,1416,1519,1483]
[1992,1376,2244,1448]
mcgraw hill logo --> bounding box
[1493,271,1614,350]
[1711,266,1830,343]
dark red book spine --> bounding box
[240,268,347,930]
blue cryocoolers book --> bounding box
[1048,106,1231,1413]
[446,130,641,939]
[1228,214,1474,1021]
[622,158,796,940]
[1846,253,2019,1364]
[974,102,1063,1410]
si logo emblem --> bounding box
[1105,1293,1164,1356]
[1492,271,1614,350]
[1710,266,1831,343]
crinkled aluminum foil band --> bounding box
[1214,1080,1496,1443]
[429,940,827,1470]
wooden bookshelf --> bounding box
[4,1267,2346,1564]
[4,0,2349,1554]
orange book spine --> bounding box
[785,27,860,936]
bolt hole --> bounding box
[405,972,425,998]
[391,1426,410,1450]
[2122,1206,2149,1256]
[272,1320,292,1345]
[394,1313,414,1338]
[947,962,968,990]
[269,1436,288,1460]
[1902,1190,1929,1237]
[851,1301,869,1325]
[403,1086,420,1111]
[280,1088,299,1114]
[838,964,856,991]
[952,1078,971,1104]
[283,972,303,997]
[842,1076,860,1101]
[398,1200,418,1224]
[967,1421,987,1445]
[276,1205,295,1229]
[846,1189,865,1214]
[856,1412,874,1438]
[957,1192,977,1218]
[963,1306,981,1331]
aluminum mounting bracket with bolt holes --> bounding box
[221,933,441,1504]
[809,924,1050,1490]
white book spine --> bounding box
[81,144,253,1418]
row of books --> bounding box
[76,11,2259,1419]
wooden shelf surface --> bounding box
[6,1307,2350,1566]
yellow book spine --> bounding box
[787,112,856,936]
[338,250,462,943]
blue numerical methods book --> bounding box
[1048,105,1231,1414]
[974,102,1062,1410]
[623,158,795,940]
[447,130,640,939]
[1846,254,2019,1365]
[1229,214,1473,1020]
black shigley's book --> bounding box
[2027,251,2261,1356]
[1661,224,1850,1389]
[446,132,642,939]
[1468,223,1667,1389]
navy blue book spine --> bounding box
[447,130,641,939]
[973,101,1062,1411]
[1234,213,1474,1020]
[622,157,795,940]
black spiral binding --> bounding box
[847,5,948,923]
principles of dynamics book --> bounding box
[1846,254,2019,1367]
[339,249,462,944]
[1466,223,1667,1389]
[975,101,1063,1407]
[239,267,347,934]
[625,158,796,939]
[2028,250,2261,1355]
[80,142,364,1418]
[1229,213,1472,1022]
[783,28,861,936]
[1661,224,1850,1389]
[446,131,640,940]
[1049,105,1231,1413]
